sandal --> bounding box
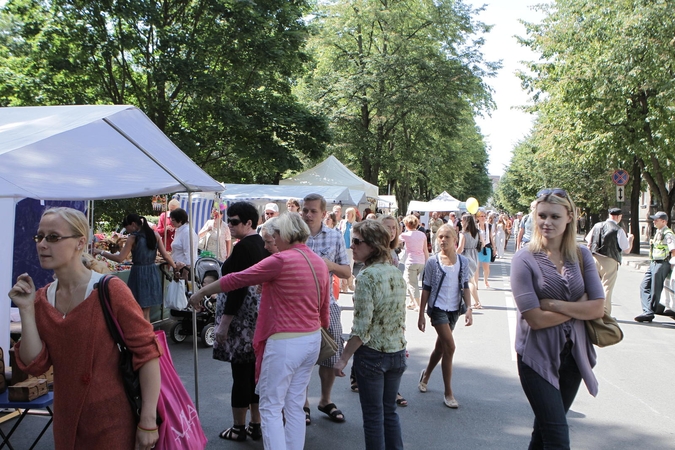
[318,403,345,423]
[219,425,247,441]
[246,422,262,441]
[350,373,359,392]
[303,406,311,426]
[418,369,428,393]
[396,393,408,407]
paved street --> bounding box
[4,238,675,449]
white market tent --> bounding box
[0,106,223,403]
[221,183,356,206]
[407,191,461,213]
[279,155,379,202]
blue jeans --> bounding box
[517,341,582,450]
[640,260,671,314]
[353,346,406,450]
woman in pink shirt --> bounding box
[189,213,330,450]
[399,215,429,311]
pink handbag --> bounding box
[155,330,208,450]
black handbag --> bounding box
[97,275,144,422]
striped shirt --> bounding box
[511,246,604,396]
[305,223,349,302]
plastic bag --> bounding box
[164,279,188,310]
[154,331,208,450]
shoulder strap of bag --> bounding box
[97,275,128,349]
[293,248,321,312]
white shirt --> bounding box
[172,224,198,265]
[434,262,461,312]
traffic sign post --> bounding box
[616,185,626,202]
[612,169,629,186]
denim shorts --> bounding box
[429,307,460,329]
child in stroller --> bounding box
[167,256,220,347]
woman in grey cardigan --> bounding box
[417,225,474,408]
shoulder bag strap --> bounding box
[293,248,321,313]
[97,275,128,349]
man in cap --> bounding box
[586,207,633,315]
[256,203,279,234]
[635,211,675,322]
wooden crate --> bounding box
[8,378,48,402]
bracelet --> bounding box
[137,425,159,432]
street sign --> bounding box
[612,169,629,186]
[616,185,625,202]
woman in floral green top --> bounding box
[334,220,407,450]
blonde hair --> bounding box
[435,224,457,242]
[528,192,579,262]
[168,199,181,210]
[403,214,419,230]
[345,207,356,222]
[42,207,89,252]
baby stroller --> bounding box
[164,257,220,347]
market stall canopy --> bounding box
[0,105,223,199]
[279,155,379,200]
[407,191,461,213]
[221,183,355,206]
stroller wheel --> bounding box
[200,323,216,348]
[170,322,188,344]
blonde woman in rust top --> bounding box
[10,207,161,450]
[334,220,407,450]
[190,212,330,450]
[511,189,604,449]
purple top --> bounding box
[510,245,604,396]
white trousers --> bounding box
[257,331,321,450]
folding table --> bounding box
[0,391,53,450]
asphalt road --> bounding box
[4,238,675,449]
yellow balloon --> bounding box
[466,197,479,214]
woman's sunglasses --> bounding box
[536,188,568,199]
[351,237,367,246]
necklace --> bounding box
[58,279,90,319]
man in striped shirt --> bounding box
[302,193,351,423]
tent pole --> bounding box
[188,192,200,413]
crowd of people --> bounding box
[11,190,657,450]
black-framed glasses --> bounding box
[227,218,242,226]
[33,234,81,243]
[536,188,568,199]
[351,237,367,246]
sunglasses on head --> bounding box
[34,234,80,243]
[536,188,568,199]
[351,237,367,246]
[227,218,242,226]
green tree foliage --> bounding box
[0,0,330,185]
[516,0,675,234]
[298,0,497,210]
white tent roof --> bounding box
[1,105,222,374]
[407,191,461,212]
[279,155,379,200]
[221,183,356,205]
[0,105,223,199]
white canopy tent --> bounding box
[407,191,461,213]
[221,183,356,207]
[0,105,223,409]
[279,155,379,202]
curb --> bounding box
[625,259,650,270]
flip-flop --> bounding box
[303,406,311,426]
[318,403,345,423]
[396,393,408,407]
[418,369,428,393]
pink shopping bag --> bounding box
[155,330,208,450]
